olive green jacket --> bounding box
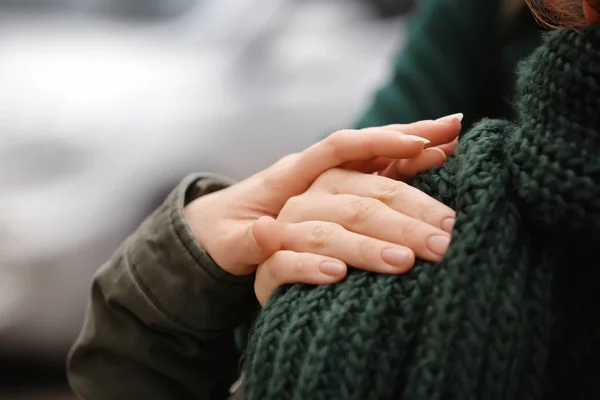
[68,174,250,400]
[68,0,544,398]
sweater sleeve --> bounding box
[354,0,504,130]
[67,173,257,400]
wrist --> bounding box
[184,190,221,257]
[183,188,245,275]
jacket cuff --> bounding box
[127,173,256,336]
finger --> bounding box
[271,129,429,197]
[255,250,347,306]
[381,147,447,180]
[354,137,457,175]
[281,221,416,273]
[380,113,462,147]
[309,169,455,234]
[281,193,449,262]
[244,216,284,265]
[436,137,459,156]
[258,117,461,208]
[344,116,461,172]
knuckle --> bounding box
[290,254,310,277]
[262,251,310,285]
[347,197,380,225]
[357,237,372,262]
[306,223,336,249]
[322,129,356,159]
[400,218,423,240]
[374,181,409,203]
[418,202,438,223]
[280,193,323,223]
[280,195,303,217]
[313,168,343,189]
[326,129,354,143]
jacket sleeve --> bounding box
[354,0,503,130]
[67,173,257,400]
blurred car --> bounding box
[0,0,406,361]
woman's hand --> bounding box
[254,167,455,304]
[184,117,461,303]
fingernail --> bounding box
[382,248,410,268]
[427,235,451,257]
[319,261,346,276]
[404,135,430,144]
[441,217,455,233]
[436,113,464,124]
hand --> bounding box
[355,114,461,179]
[253,166,455,304]
[184,117,460,289]
[252,115,462,305]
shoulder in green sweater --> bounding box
[245,25,600,400]
[355,0,544,131]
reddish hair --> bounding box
[526,0,600,28]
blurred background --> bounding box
[0,0,414,398]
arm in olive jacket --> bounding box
[68,174,257,400]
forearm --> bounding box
[68,174,256,399]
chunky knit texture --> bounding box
[244,26,600,400]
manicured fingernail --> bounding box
[382,248,409,268]
[319,261,346,276]
[441,217,455,233]
[427,235,451,257]
[404,135,430,144]
[436,113,464,124]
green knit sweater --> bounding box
[244,26,600,400]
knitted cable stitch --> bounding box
[244,26,600,400]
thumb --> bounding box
[244,216,283,266]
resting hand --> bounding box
[252,116,461,305]
[185,119,457,278]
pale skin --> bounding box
[184,114,462,306]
